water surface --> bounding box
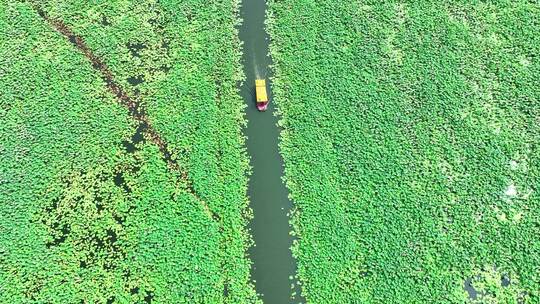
[238,0,304,303]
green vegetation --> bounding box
[268,0,540,303]
[0,1,259,303]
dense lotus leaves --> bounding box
[268,0,540,303]
[1,0,258,303]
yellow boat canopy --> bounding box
[255,79,268,102]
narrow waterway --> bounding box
[238,1,304,303]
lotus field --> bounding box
[268,0,540,303]
[2,0,540,303]
[0,0,259,302]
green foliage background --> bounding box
[267,0,540,303]
[0,1,259,303]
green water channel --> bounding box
[238,0,304,303]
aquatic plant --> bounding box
[268,0,540,303]
[0,0,259,302]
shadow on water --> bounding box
[238,0,304,303]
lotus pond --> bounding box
[268,0,540,303]
[0,0,259,303]
[2,0,540,303]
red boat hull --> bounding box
[257,101,268,111]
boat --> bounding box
[255,79,268,111]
